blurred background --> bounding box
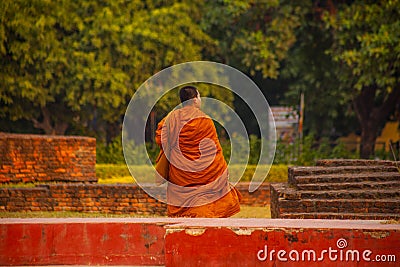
[1,0,399,164]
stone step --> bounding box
[276,198,400,214]
[288,166,399,185]
[290,171,400,185]
[270,183,296,199]
[276,187,400,200]
[279,212,400,220]
[316,159,398,167]
[295,180,400,191]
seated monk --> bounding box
[155,85,241,218]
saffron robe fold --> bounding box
[155,105,241,218]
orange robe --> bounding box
[155,105,241,217]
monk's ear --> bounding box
[193,96,201,107]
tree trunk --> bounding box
[32,106,69,135]
[106,121,121,144]
[359,124,378,159]
[353,86,400,159]
[54,121,69,135]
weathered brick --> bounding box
[272,160,400,220]
[0,133,96,184]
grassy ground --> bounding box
[0,206,270,219]
[0,211,160,218]
[233,205,271,218]
[96,164,288,184]
[0,164,287,187]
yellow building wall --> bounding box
[339,121,400,152]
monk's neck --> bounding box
[182,104,200,110]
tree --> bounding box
[198,0,308,138]
[0,0,215,138]
[201,0,305,78]
[0,0,130,135]
[280,0,359,138]
[324,0,400,158]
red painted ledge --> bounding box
[1,218,399,266]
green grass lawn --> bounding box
[96,164,288,184]
[1,164,287,187]
[233,205,271,218]
[0,211,160,218]
[0,205,270,219]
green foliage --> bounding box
[323,0,400,158]
[220,134,260,164]
[331,141,359,159]
[0,0,214,135]
[96,137,125,164]
[1,0,398,161]
[249,135,261,164]
[374,146,398,161]
[96,137,159,165]
[153,83,235,123]
[201,0,305,78]
[98,129,263,166]
[280,1,357,138]
[273,140,298,165]
[296,135,326,166]
[97,133,359,167]
[96,163,130,180]
[98,133,259,165]
[274,135,359,166]
[324,0,400,93]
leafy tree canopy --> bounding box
[201,0,306,78]
[0,0,215,135]
[324,0,400,158]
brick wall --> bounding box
[0,184,167,215]
[0,183,270,215]
[235,183,270,206]
[0,133,96,183]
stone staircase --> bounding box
[270,159,400,220]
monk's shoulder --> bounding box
[193,108,211,120]
[165,109,180,123]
